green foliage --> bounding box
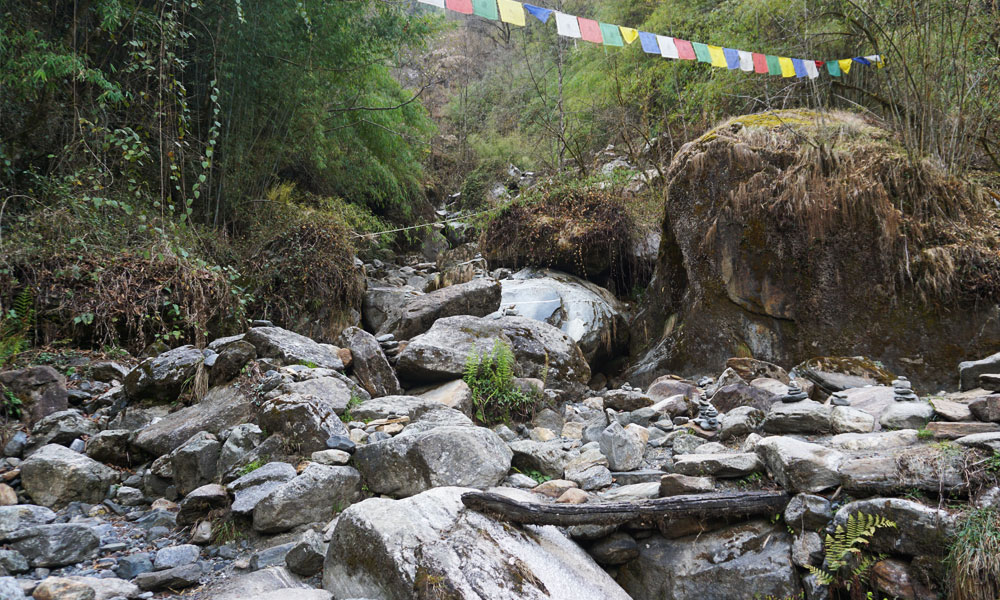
[1,387,24,420]
[237,459,265,477]
[917,428,935,440]
[986,451,1000,474]
[463,339,537,425]
[806,512,897,591]
[340,392,365,424]
[513,467,552,485]
[0,288,33,365]
[946,507,1000,600]
[211,519,245,545]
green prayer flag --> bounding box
[826,61,842,77]
[472,0,498,19]
[766,55,782,75]
[692,42,712,63]
[599,22,624,47]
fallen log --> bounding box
[461,490,789,528]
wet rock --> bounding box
[336,327,401,398]
[245,326,344,370]
[133,383,252,456]
[323,487,630,600]
[253,464,362,534]
[124,345,204,401]
[672,453,762,478]
[381,278,501,340]
[354,426,512,498]
[588,532,639,565]
[617,520,799,600]
[756,437,844,493]
[21,444,117,508]
[7,524,99,567]
[0,366,68,425]
[494,269,629,366]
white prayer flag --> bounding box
[554,11,582,38]
[656,35,679,59]
[738,50,754,72]
[417,0,446,7]
[804,60,820,79]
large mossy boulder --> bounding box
[630,109,1000,390]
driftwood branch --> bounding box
[461,490,790,528]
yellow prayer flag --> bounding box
[779,57,795,77]
[707,45,727,68]
[838,58,853,74]
[497,0,525,26]
[619,27,639,44]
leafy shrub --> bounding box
[463,339,537,425]
[0,288,33,365]
[806,512,896,594]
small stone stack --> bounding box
[693,398,719,431]
[780,380,809,403]
[892,377,919,402]
[830,391,850,406]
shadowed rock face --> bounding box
[629,109,1000,390]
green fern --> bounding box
[463,339,538,425]
[806,512,896,591]
[0,288,34,364]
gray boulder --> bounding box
[0,366,67,425]
[603,389,653,411]
[719,406,764,440]
[21,444,118,508]
[959,351,1000,391]
[879,401,934,430]
[354,426,512,498]
[830,406,876,433]
[170,432,221,496]
[133,383,252,456]
[711,383,781,414]
[755,437,844,493]
[381,278,501,340]
[497,315,591,386]
[124,345,204,401]
[396,316,511,382]
[617,520,800,600]
[0,576,25,600]
[28,409,99,448]
[257,393,350,454]
[336,327,401,398]
[599,422,644,472]
[672,453,762,478]
[209,340,256,386]
[285,529,327,577]
[176,484,229,526]
[134,563,203,591]
[763,400,832,434]
[7,524,100,567]
[323,487,631,600]
[363,284,422,332]
[253,464,362,534]
[85,429,135,467]
[508,439,575,480]
[784,494,833,533]
[245,326,344,370]
[564,447,613,490]
[154,544,200,570]
[832,498,957,557]
[228,462,298,515]
[217,424,264,475]
[0,505,56,541]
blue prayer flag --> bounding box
[792,58,807,78]
[852,56,872,65]
[638,31,660,54]
[723,48,740,70]
[523,3,552,23]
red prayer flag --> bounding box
[674,39,696,60]
[752,52,769,73]
[578,17,604,44]
[445,0,474,14]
